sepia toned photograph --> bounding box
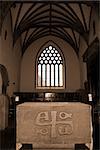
[0,0,99,150]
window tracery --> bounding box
[36,45,64,89]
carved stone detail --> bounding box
[35,111,73,138]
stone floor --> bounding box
[0,117,99,150]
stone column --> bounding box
[0,94,9,130]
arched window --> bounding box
[36,44,65,89]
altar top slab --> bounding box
[17,102,90,107]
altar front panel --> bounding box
[17,102,91,148]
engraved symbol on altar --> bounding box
[35,111,73,138]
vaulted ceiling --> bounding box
[0,1,99,56]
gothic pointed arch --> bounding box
[36,41,65,90]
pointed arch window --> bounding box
[36,45,65,89]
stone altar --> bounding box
[0,94,9,130]
[16,102,92,150]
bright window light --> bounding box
[36,45,64,89]
[88,93,92,101]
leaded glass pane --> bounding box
[59,64,63,86]
[47,64,50,86]
[38,64,41,86]
[42,64,45,86]
[55,64,58,86]
[51,64,54,86]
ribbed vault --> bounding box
[0,1,99,56]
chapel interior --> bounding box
[0,1,99,150]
